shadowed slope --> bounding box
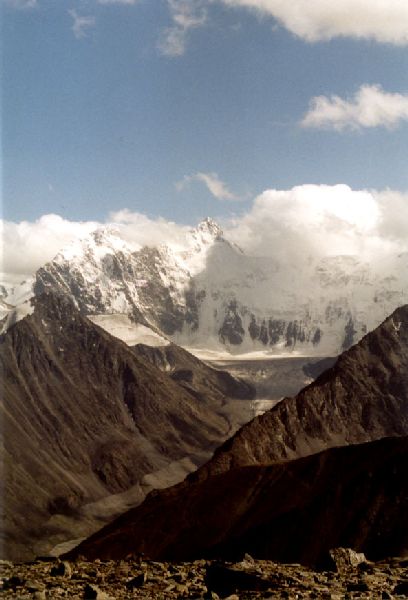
[66,436,408,565]
[67,305,408,564]
[193,304,408,481]
[0,293,249,560]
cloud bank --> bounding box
[216,0,408,45]
[226,185,408,265]
[302,85,408,131]
[0,215,100,284]
[2,185,408,285]
[176,172,239,200]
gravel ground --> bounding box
[1,552,408,599]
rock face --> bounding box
[194,304,408,479]
[65,436,408,565]
[2,221,407,356]
[0,292,252,561]
[65,306,408,564]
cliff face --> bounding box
[0,293,250,560]
[67,436,408,565]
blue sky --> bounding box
[2,0,408,226]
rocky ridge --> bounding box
[64,436,408,565]
[194,303,408,479]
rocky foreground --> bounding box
[1,551,408,599]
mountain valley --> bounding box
[0,220,407,583]
[65,304,408,564]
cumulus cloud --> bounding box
[176,172,239,200]
[301,85,408,131]
[0,215,100,284]
[215,0,408,45]
[225,184,408,265]
[0,212,189,285]
[109,209,190,248]
[2,185,408,285]
[68,9,96,39]
[158,0,207,57]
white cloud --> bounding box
[176,172,239,200]
[301,85,408,131]
[109,209,190,247]
[0,212,189,284]
[68,9,96,39]
[0,215,100,283]
[158,0,207,57]
[215,0,408,45]
[225,185,408,265]
[2,186,408,285]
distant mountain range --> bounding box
[2,219,407,355]
[66,304,408,564]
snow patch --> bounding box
[88,314,169,347]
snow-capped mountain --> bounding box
[2,218,407,355]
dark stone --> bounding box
[347,581,370,592]
[342,317,357,350]
[2,575,25,590]
[83,583,107,599]
[219,304,245,345]
[268,319,285,345]
[394,580,408,595]
[50,561,72,577]
[259,321,268,345]
[204,564,270,597]
[126,572,148,588]
[312,328,321,346]
[248,316,260,340]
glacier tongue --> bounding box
[1,220,407,355]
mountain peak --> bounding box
[196,217,223,239]
[90,225,122,245]
[55,225,130,263]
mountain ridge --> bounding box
[1,220,407,356]
[64,303,408,564]
[65,435,408,565]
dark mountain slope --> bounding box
[67,436,408,565]
[193,304,408,481]
[66,305,408,563]
[0,293,248,560]
[131,342,254,401]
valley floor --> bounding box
[1,555,407,599]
